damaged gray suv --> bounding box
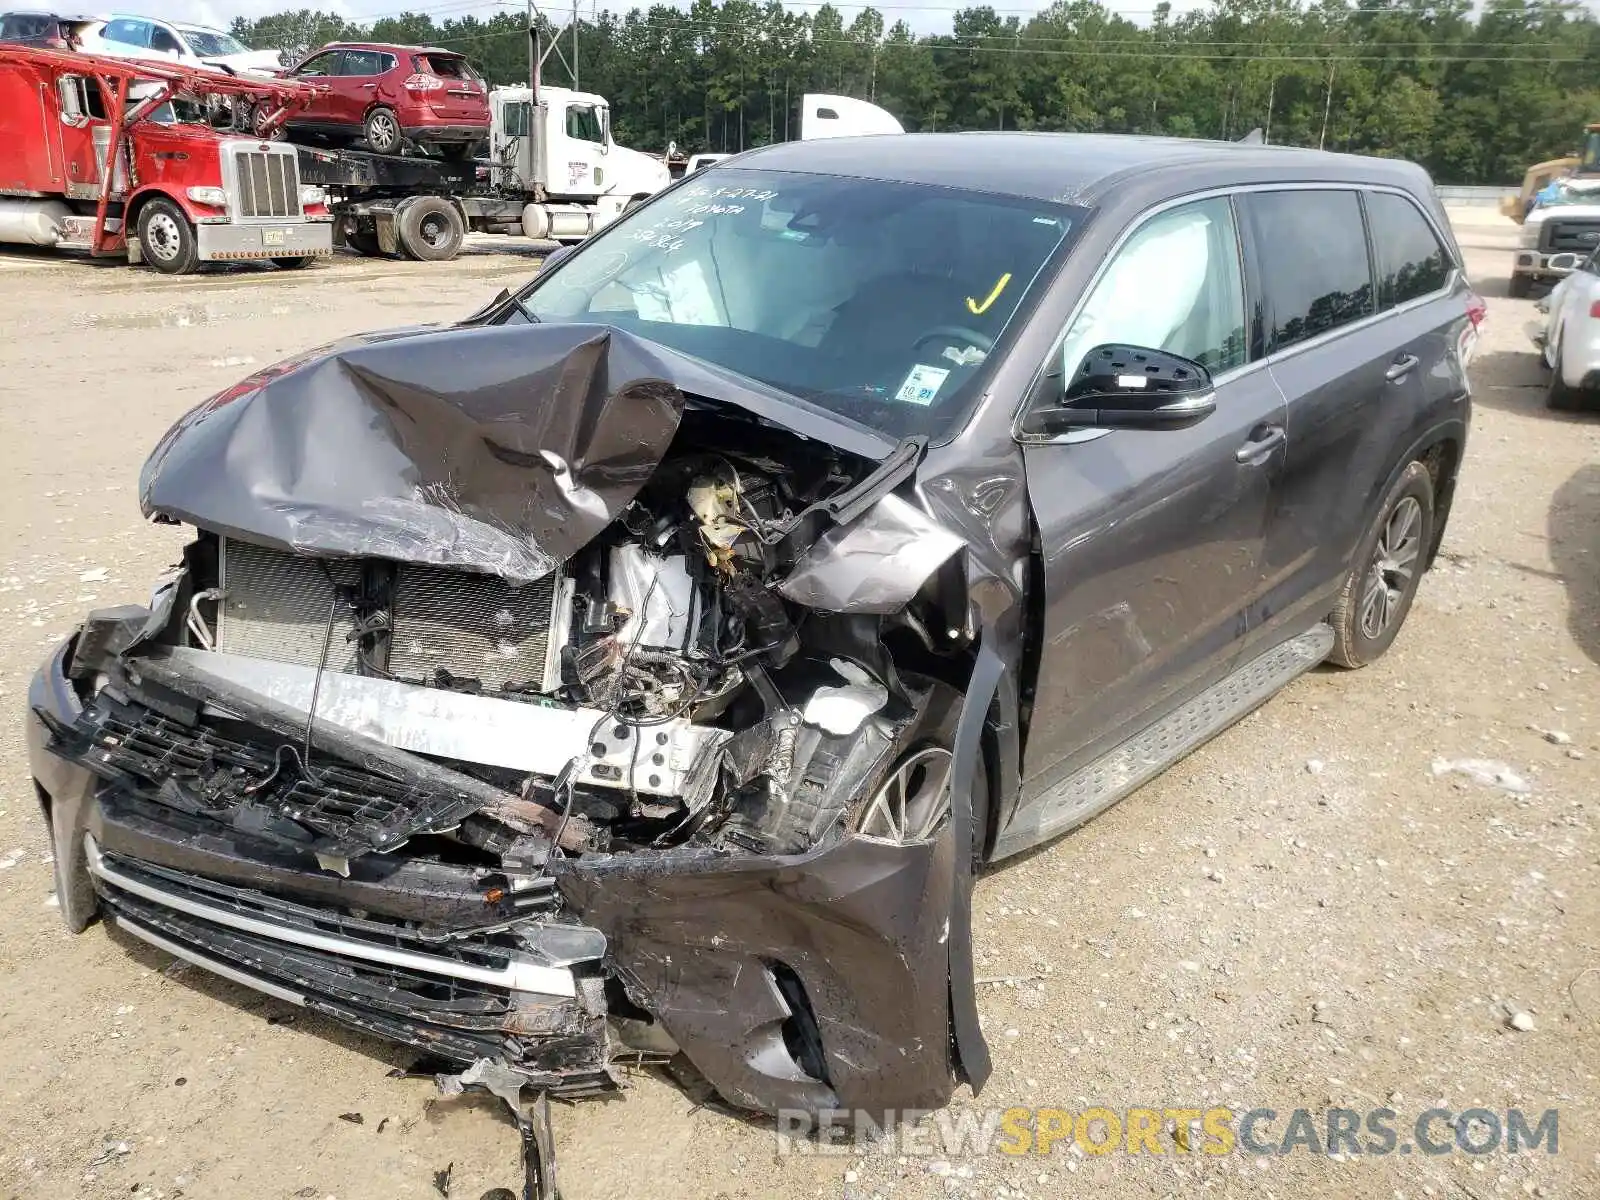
[26,133,1474,1176]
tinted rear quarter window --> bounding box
[1245,189,1374,353]
[418,54,473,79]
[1367,191,1451,307]
[2,14,50,37]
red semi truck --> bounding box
[0,47,333,273]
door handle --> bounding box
[1386,353,1419,382]
[362,82,377,89]
[1235,424,1286,463]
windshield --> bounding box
[1541,179,1600,207]
[1583,132,1600,173]
[180,28,249,56]
[510,167,1075,439]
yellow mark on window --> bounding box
[966,272,1012,316]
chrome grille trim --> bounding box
[219,139,303,221]
[86,835,576,997]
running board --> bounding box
[993,624,1334,858]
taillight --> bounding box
[1588,300,1600,319]
[1466,292,1487,329]
[403,73,444,92]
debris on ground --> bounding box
[1430,757,1532,793]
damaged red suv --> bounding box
[275,41,487,158]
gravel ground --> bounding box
[0,215,1595,1200]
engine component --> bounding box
[217,538,362,672]
[608,544,694,651]
[389,563,572,693]
[213,538,573,694]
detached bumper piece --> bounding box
[86,837,613,1097]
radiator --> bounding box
[388,564,566,692]
[216,539,362,673]
[214,539,568,692]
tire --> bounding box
[1547,337,1586,411]
[137,197,200,275]
[363,105,403,155]
[395,196,464,262]
[346,230,383,257]
[1508,272,1532,299]
[1328,461,1435,668]
[271,256,314,270]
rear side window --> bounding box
[2,14,50,37]
[1244,190,1374,353]
[417,54,475,79]
[340,50,388,76]
[1367,191,1451,307]
[502,100,529,137]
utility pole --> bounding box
[1318,60,1335,151]
[572,0,578,88]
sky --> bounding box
[116,0,1210,39]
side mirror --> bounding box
[541,244,573,271]
[1051,344,1216,431]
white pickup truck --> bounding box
[1511,176,1600,297]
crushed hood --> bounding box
[139,322,892,583]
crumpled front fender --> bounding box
[556,830,962,1116]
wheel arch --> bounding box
[125,185,198,233]
[1395,422,1467,571]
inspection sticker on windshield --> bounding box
[895,363,950,406]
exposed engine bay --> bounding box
[97,416,957,861]
[29,324,993,1198]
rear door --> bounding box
[1014,194,1287,828]
[1236,187,1410,655]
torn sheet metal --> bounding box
[139,323,896,584]
[778,492,966,614]
[554,830,963,1117]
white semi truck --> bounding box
[305,75,903,260]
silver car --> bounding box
[1532,247,1600,411]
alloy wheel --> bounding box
[1359,495,1422,639]
[852,747,953,844]
[368,112,399,152]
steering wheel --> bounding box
[911,325,995,356]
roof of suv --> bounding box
[733,132,1435,208]
[319,41,463,56]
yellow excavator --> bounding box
[1501,123,1600,223]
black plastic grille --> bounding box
[59,700,480,853]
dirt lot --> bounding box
[0,216,1596,1200]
